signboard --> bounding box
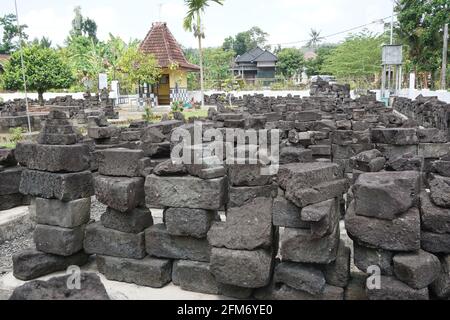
[98,73,108,90]
[382,45,403,65]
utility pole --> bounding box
[14,0,31,133]
[441,23,448,90]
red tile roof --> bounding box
[140,22,200,72]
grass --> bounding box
[182,109,208,120]
[0,142,16,149]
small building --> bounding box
[140,22,200,105]
[231,47,277,85]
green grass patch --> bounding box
[182,109,208,120]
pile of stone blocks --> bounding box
[207,158,276,299]
[259,162,350,300]
[87,115,121,149]
[0,148,28,211]
[12,109,93,281]
[83,148,172,288]
[346,170,444,300]
[144,150,229,295]
[140,120,184,159]
[332,130,374,174]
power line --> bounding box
[270,14,398,47]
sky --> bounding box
[0,0,396,49]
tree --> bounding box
[304,44,337,76]
[395,0,449,89]
[68,6,98,42]
[306,29,324,49]
[117,46,161,93]
[31,37,52,48]
[322,31,385,88]
[183,0,224,107]
[2,44,74,105]
[223,26,270,56]
[277,48,305,79]
[0,14,28,54]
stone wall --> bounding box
[7,88,450,300]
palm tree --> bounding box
[183,0,224,107]
[307,29,324,50]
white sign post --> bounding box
[98,73,108,91]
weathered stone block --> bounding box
[431,256,450,299]
[208,197,273,250]
[279,147,313,165]
[280,225,339,264]
[285,179,348,208]
[393,250,441,289]
[228,184,277,208]
[274,262,326,295]
[421,231,450,254]
[145,224,210,262]
[353,242,394,275]
[345,202,421,252]
[210,247,273,288]
[96,255,171,288]
[0,193,25,211]
[431,160,450,177]
[98,148,144,177]
[94,175,145,212]
[15,143,90,172]
[420,192,450,234]
[428,174,450,208]
[272,196,309,228]
[12,249,89,281]
[35,197,90,228]
[101,207,153,234]
[366,276,429,300]
[84,222,146,259]
[376,144,418,161]
[165,208,217,239]
[324,240,351,287]
[0,166,22,195]
[277,162,339,191]
[371,128,418,145]
[19,170,94,201]
[145,175,227,210]
[418,143,450,159]
[353,171,420,220]
[172,260,220,295]
[228,163,272,186]
[34,224,85,256]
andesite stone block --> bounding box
[165,208,217,239]
[98,148,144,177]
[366,276,429,300]
[35,197,90,228]
[228,184,277,208]
[172,260,220,295]
[274,262,326,295]
[419,192,450,234]
[101,207,153,234]
[34,224,86,256]
[353,242,394,275]
[0,166,23,195]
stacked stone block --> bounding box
[12,109,93,281]
[0,148,28,211]
[258,162,350,300]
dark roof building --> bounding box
[231,47,278,84]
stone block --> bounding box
[19,170,94,201]
[417,128,447,143]
[332,144,375,160]
[228,163,272,187]
[88,126,120,139]
[35,197,90,228]
[376,144,418,161]
[208,197,273,250]
[344,272,368,300]
[84,222,146,259]
[94,175,145,212]
[165,208,217,239]
[371,128,418,145]
[393,250,441,289]
[431,160,450,177]
[12,249,89,281]
[353,171,420,220]
[145,175,227,210]
[418,143,450,159]
[279,147,313,165]
[324,240,351,287]
[272,196,309,228]
[96,255,171,288]
[145,224,210,262]
[34,224,85,256]
[366,276,429,300]
[428,174,450,208]
[0,166,22,195]
[172,260,220,295]
[353,242,394,275]
[0,148,17,166]
[285,179,348,208]
[421,231,450,254]
[280,225,339,264]
[345,202,421,252]
[420,192,450,234]
[210,247,273,288]
[101,207,153,234]
[15,143,90,172]
[309,145,331,156]
[277,162,339,191]
[331,130,370,146]
[255,283,344,300]
[0,193,25,211]
[228,184,277,208]
[431,256,450,299]
[274,262,326,295]
[98,148,144,177]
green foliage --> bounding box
[2,44,74,103]
[142,107,161,122]
[304,45,337,76]
[321,31,385,87]
[9,127,24,144]
[31,37,52,48]
[395,0,449,88]
[0,14,28,54]
[306,29,324,49]
[222,26,270,56]
[277,48,305,79]
[183,0,224,34]
[69,6,98,42]
[117,46,161,91]
[185,47,235,90]
[171,100,184,113]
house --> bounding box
[0,54,10,74]
[139,22,200,105]
[231,47,277,85]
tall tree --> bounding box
[304,44,337,76]
[183,0,224,107]
[68,6,98,43]
[2,44,74,105]
[395,0,449,89]
[223,26,270,56]
[306,29,324,49]
[0,14,28,54]
[277,48,305,79]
